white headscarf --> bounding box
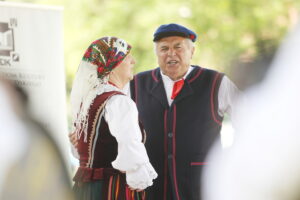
[70,37,131,142]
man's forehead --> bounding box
[156,37,187,46]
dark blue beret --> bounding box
[153,23,197,42]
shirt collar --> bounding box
[103,83,123,93]
[160,66,194,83]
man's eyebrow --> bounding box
[159,44,168,49]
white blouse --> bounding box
[104,86,157,189]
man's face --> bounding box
[155,36,195,81]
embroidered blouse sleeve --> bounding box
[104,95,157,189]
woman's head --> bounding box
[109,53,136,88]
[70,36,133,141]
[82,37,132,80]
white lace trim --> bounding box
[70,60,121,142]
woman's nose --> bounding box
[132,58,136,64]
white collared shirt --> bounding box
[160,66,240,124]
[160,66,193,106]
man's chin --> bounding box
[166,71,187,80]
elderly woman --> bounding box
[70,37,157,200]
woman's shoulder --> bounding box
[108,93,135,106]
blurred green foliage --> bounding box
[3,0,300,91]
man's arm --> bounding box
[218,76,242,127]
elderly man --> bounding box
[129,23,239,200]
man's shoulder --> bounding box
[193,65,223,75]
[135,67,159,77]
[134,67,161,83]
[130,68,160,90]
[190,65,225,81]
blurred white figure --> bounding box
[0,81,28,196]
[203,23,300,200]
[0,80,74,200]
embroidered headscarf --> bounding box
[70,37,131,142]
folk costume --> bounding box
[129,24,239,200]
[71,37,157,200]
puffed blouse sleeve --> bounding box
[104,94,157,189]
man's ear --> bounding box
[191,46,195,59]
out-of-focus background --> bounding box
[3,0,300,92]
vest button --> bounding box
[168,132,173,138]
[168,154,173,159]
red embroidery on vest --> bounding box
[163,109,168,200]
[172,105,181,200]
[211,73,222,125]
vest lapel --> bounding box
[173,81,194,104]
[149,68,169,108]
[173,66,202,104]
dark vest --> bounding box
[73,91,147,200]
[130,66,224,200]
[74,91,123,182]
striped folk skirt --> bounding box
[73,167,146,200]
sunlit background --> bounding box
[3,0,299,90]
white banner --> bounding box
[0,2,69,163]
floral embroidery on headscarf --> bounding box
[82,37,131,79]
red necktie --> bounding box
[171,79,184,99]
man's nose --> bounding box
[167,49,176,56]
